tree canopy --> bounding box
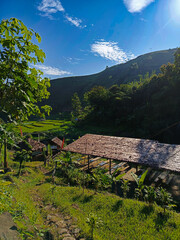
[0,18,51,123]
[0,18,51,171]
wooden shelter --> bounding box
[63,134,180,173]
[50,137,62,150]
[27,138,46,152]
[18,138,46,161]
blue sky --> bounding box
[1,0,180,79]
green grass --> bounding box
[0,159,180,240]
[38,184,180,240]
[16,120,72,134]
[14,119,116,143]
[0,162,47,239]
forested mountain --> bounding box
[46,48,176,113]
[75,48,180,144]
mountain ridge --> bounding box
[46,48,177,113]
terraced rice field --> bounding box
[16,120,72,134]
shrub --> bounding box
[144,186,156,205]
[121,179,130,198]
[14,150,32,176]
[86,213,103,239]
[156,187,176,213]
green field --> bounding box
[17,120,72,134]
[15,119,116,143]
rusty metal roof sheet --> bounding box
[63,134,180,173]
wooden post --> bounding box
[88,155,90,170]
[109,159,112,175]
[4,138,8,171]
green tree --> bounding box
[0,18,51,171]
[71,92,82,120]
[84,86,109,110]
[0,122,21,170]
[14,149,32,176]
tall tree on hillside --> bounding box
[0,18,51,171]
[71,92,82,121]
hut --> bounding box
[63,134,180,173]
[50,137,62,151]
[19,138,46,161]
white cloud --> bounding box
[140,17,147,22]
[37,0,85,28]
[91,40,135,63]
[38,0,64,18]
[65,15,86,28]
[35,64,71,76]
[65,57,82,64]
[123,0,155,13]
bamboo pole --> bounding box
[109,159,112,175]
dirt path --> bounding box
[0,212,21,240]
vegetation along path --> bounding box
[29,173,83,240]
[0,160,180,240]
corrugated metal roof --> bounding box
[63,134,180,173]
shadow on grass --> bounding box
[140,205,154,218]
[72,193,94,204]
[154,212,170,231]
[111,200,123,212]
[81,194,94,203]
[45,177,53,183]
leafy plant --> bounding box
[144,185,156,205]
[92,168,112,192]
[156,187,176,213]
[14,149,32,176]
[107,170,126,195]
[131,169,148,200]
[64,151,72,164]
[121,179,130,198]
[86,213,103,239]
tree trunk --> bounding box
[52,161,57,184]
[3,138,8,172]
[18,160,23,177]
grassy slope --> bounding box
[0,161,180,240]
[17,120,72,134]
[16,119,116,143]
[45,48,176,113]
[38,184,180,240]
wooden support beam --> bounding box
[88,155,90,170]
[109,159,112,175]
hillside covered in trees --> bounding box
[46,48,176,113]
[72,48,180,144]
